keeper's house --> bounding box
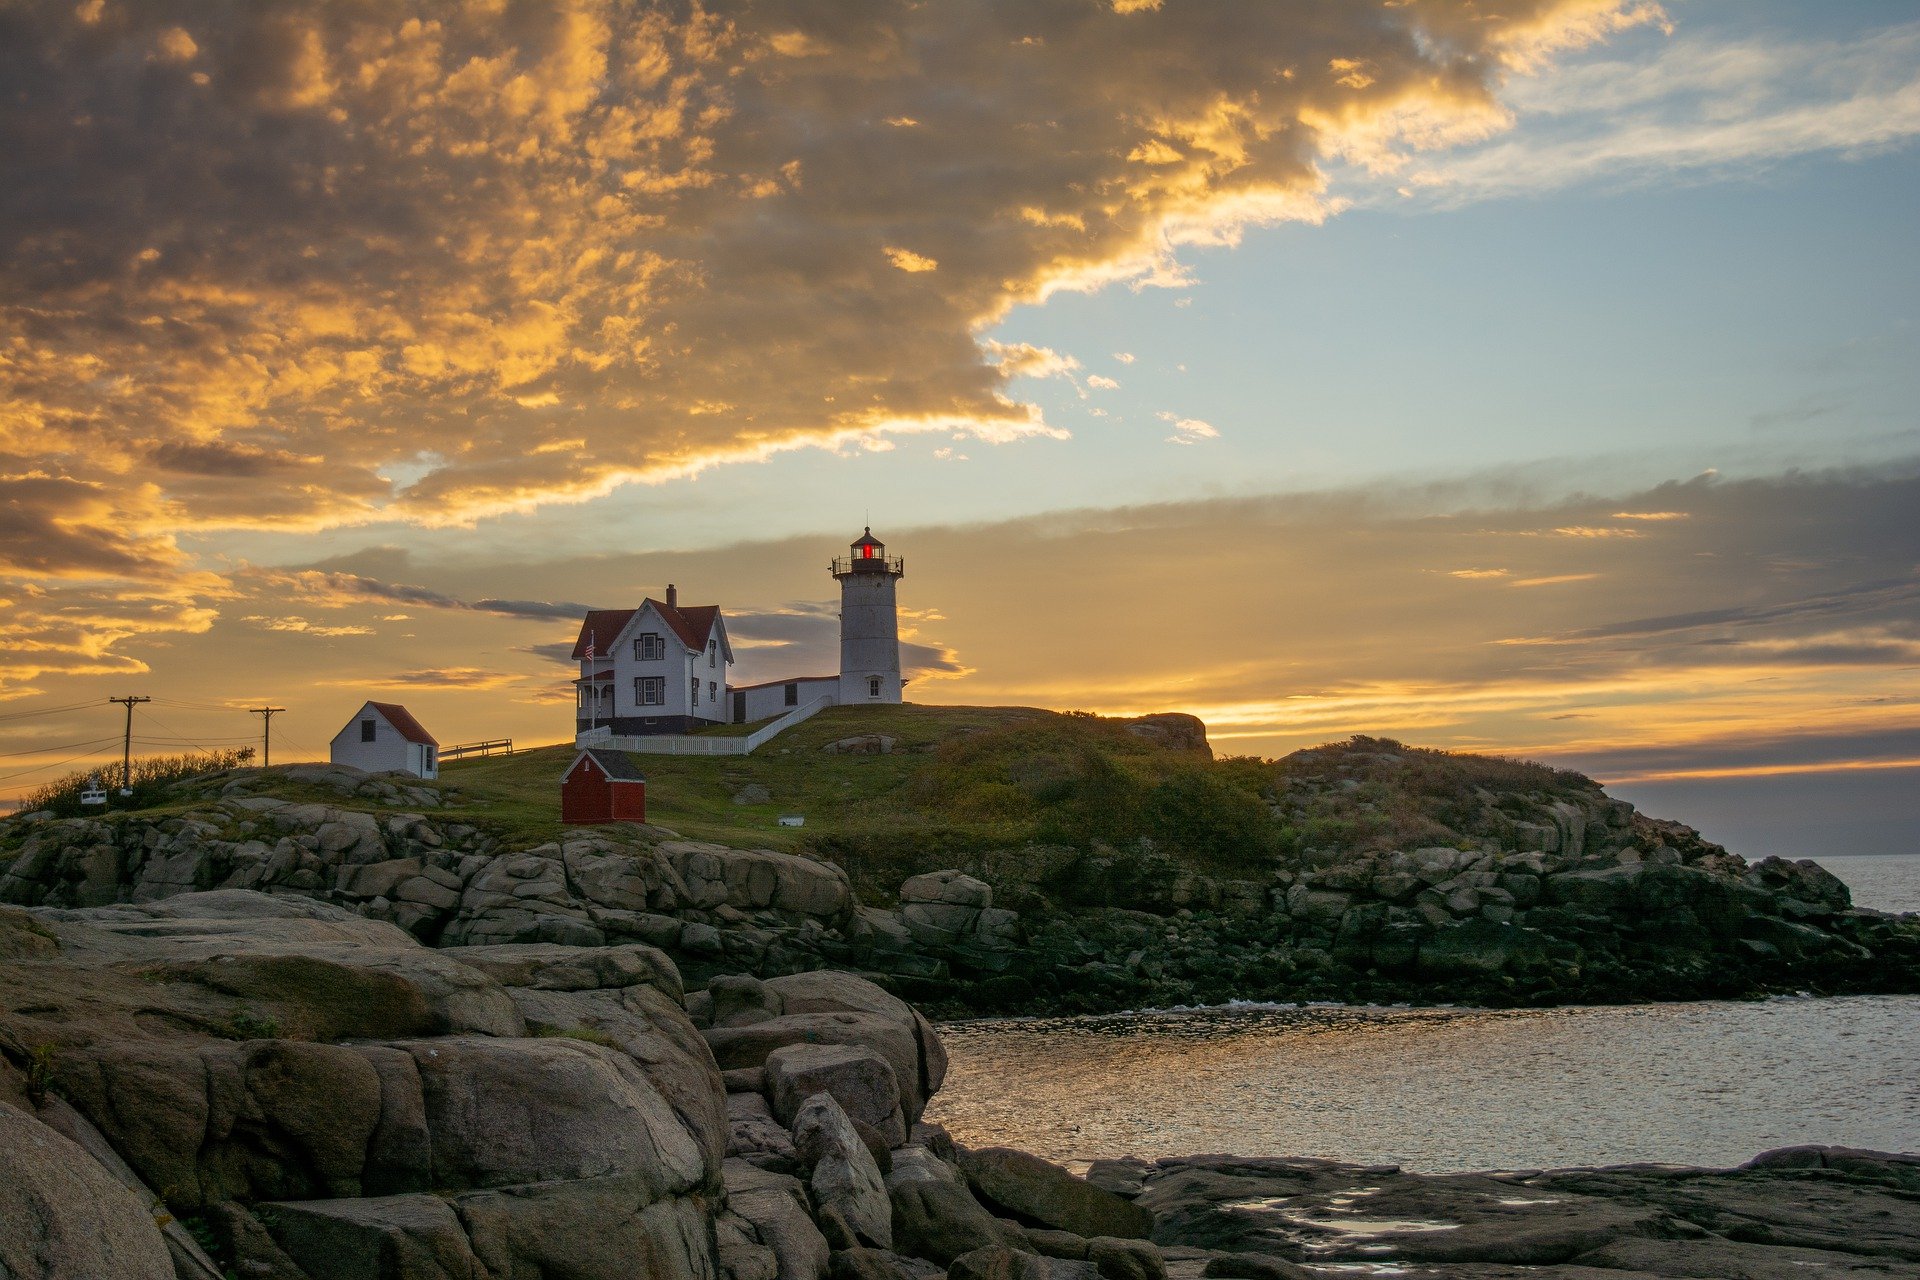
[560,748,647,825]
[329,701,440,779]
[572,585,734,737]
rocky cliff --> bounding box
[2,744,1915,1018]
[4,890,1917,1280]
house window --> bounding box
[360,719,376,742]
[690,677,700,706]
[424,747,436,770]
[636,633,665,661]
[708,680,717,702]
[867,676,881,697]
[708,639,717,668]
[637,677,665,706]
[784,682,798,707]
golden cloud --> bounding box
[1,0,1664,545]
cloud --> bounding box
[1086,375,1119,390]
[241,615,374,637]
[1157,412,1220,445]
[1386,19,1920,205]
[382,668,527,690]
[243,568,596,622]
[516,642,583,666]
[0,0,1665,545]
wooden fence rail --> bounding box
[441,739,513,761]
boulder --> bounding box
[396,1036,708,1195]
[712,972,785,1027]
[765,1042,907,1147]
[960,1147,1153,1240]
[1087,1238,1167,1280]
[706,971,944,1124]
[0,1101,174,1280]
[821,735,897,755]
[440,941,684,1001]
[726,1158,832,1280]
[886,1149,1008,1265]
[453,1174,714,1280]
[792,1092,893,1250]
[900,871,993,909]
[829,1247,947,1280]
[260,1193,479,1280]
[729,1090,799,1169]
[950,1246,1101,1280]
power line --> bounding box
[0,735,123,760]
[135,704,218,756]
[0,745,120,786]
[0,699,107,724]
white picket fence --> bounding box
[576,696,831,756]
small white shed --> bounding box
[329,701,440,779]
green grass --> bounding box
[443,704,1067,852]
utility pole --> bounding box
[109,696,150,795]
[249,707,286,768]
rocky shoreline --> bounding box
[2,888,1916,1279]
[3,755,1916,1022]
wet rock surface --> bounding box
[1110,1147,1920,1278]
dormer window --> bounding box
[637,633,665,661]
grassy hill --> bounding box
[441,704,1230,863]
[437,703,1605,903]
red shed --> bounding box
[560,748,647,825]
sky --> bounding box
[1,0,1916,859]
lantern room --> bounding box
[831,527,903,577]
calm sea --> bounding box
[925,854,1920,1172]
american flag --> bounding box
[585,631,594,661]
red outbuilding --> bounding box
[560,748,648,825]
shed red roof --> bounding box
[569,600,722,660]
[368,701,438,746]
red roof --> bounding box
[572,669,614,683]
[368,701,438,746]
[657,601,720,653]
[571,609,637,661]
[569,600,722,660]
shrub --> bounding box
[20,748,256,817]
[1143,767,1276,871]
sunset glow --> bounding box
[2,0,1914,858]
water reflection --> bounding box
[926,996,1920,1172]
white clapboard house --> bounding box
[572,586,736,737]
[329,701,440,779]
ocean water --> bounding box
[927,855,1920,1173]
[1827,852,1920,915]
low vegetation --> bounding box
[19,748,257,819]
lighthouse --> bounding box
[832,527,905,704]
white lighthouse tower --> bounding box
[832,527,904,704]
